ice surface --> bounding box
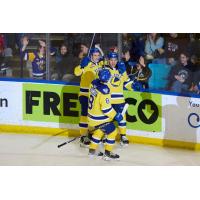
[0,132,200,166]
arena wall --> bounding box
[0,79,200,150]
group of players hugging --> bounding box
[74,46,147,161]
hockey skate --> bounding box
[80,135,91,148]
[120,135,129,147]
[88,149,104,158]
[103,150,120,161]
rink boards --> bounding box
[0,79,200,150]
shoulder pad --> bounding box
[91,79,100,87]
[97,83,110,94]
[92,79,110,94]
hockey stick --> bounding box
[87,33,96,57]
[121,103,129,117]
[90,103,129,133]
[57,104,129,148]
[57,136,81,148]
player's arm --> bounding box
[20,36,36,62]
[101,94,124,123]
[74,65,83,76]
[100,94,116,120]
[20,36,29,60]
[123,72,134,91]
[74,56,90,76]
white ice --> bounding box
[0,132,200,165]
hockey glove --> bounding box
[117,61,126,74]
[80,56,90,68]
[114,113,123,123]
[132,81,145,92]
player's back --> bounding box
[88,79,116,127]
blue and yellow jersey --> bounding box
[105,65,133,104]
[23,51,46,78]
[88,79,117,127]
[74,60,104,97]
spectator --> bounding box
[21,36,46,79]
[192,70,200,94]
[189,55,200,73]
[191,65,200,94]
[64,33,80,54]
[0,34,5,76]
[77,42,90,60]
[122,33,133,52]
[188,33,200,58]
[64,33,98,60]
[145,33,165,64]
[130,33,145,61]
[109,45,119,53]
[128,56,152,89]
[4,34,16,53]
[121,49,137,75]
[51,43,79,81]
[164,33,190,67]
[168,52,193,93]
[0,34,13,77]
[0,34,5,54]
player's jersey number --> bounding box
[88,95,94,110]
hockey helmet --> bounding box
[108,52,118,60]
[89,48,100,57]
[98,69,111,83]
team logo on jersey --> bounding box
[106,98,110,104]
[103,88,109,94]
[110,75,121,87]
[90,87,97,96]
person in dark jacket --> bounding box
[128,56,152,89]
[52,43,79,81]
[168,52,193,93]
[191,69,200,94]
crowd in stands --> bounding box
[0,33,199,95]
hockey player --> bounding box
[88,68,123,160]
[105,52,134,146]
[74,48,104,146]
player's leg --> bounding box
[104,128,119,160]
[79,96,91,146]
[99,122,120,160]
[118,114,129,146]
[112,103,129,146]
[89,129,104,157]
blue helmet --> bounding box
[98,69,111,83]
[108,52,118,60]
[89,48,100,57]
